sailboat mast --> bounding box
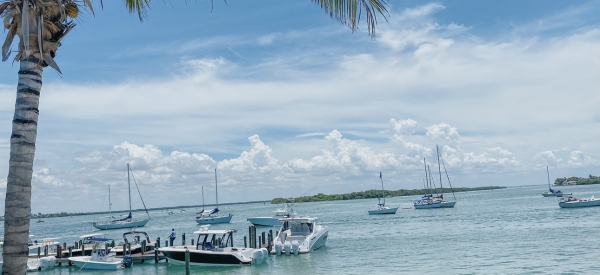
[423,158,429,195]
[202,186,205,211]
[127,163,132,218]
[437,145,443,195]
[546,166,551,189]
[215,168,219,208]
[379,172,385,204]
[108,184,112,220]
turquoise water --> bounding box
[9,184,600,274]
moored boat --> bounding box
[558,195,600,208]
[196,169,233,224]
[542,166,571,197]
[68,237,128,270]
[111,230,156,256]
[159,226,267,266]
[368,172,398,215]
[271,217,329,255]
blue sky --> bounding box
[0,0,599,213]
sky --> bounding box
[0,0,598,214]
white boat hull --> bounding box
[368,207,398,215]
[247,217,283,226]
[68,256,124,270]
[196,215,233,224]
[93,219,149,230]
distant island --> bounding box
[271,186,505,204]
[555,175,599,186]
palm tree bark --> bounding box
[3,56,43,275]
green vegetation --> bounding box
[271,186,505,204]
[555,175,600,186]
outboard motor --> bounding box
[122,255,133,268]
[283,241,291,255]
[291,241,300,255]
[274,241,283,255]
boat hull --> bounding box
[68,256,124,270]
[439,201,456,208]
[542,192,570,197]
[559,198,600,208]
[196,215,233,225]
[247,217,282,226]
[368,207,398,215]
[93,219,149,230]
[414,202,441,209]
[159,247,253,266]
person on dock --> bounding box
[169,228,176,246]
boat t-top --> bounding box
[159,226,267,266]
[271,216,329,255]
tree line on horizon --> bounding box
[554,175,600,186]
[271,186,505,204]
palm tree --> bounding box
[1,0,388,273]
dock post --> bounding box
[185,249,190,275]
[156,237,160,248]
[262,232,266,247]
[191,239,194,246]
[63,242,67,251]
[44,245,48,256]
[122,243,126,256]
[258,236,261,248]
[154,248,159,264]
[268,230,273,252]
[165,240,168,247]
[127,243,132,255]
[141,240,146,255]
[79,240,83,250]
[105,243,109,255]
[56,244,62,259]
[37,247,41,257]
[253,226,257,249]
[68,247,73,266]
[182,233,186,245]
[244,236,247,248]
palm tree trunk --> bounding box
[3,56,43,275]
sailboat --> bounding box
[196,169,233,224]
[368,172,398,215]
[414,159,441,209]
[542,166,570,197]
[434,145,457,208]
[93,164,150,230]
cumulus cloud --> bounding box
[426,123,460,143]
[534,148,598,168]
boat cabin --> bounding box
[278,217,316,242]
[193,228,236,251]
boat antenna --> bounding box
[439,151,457,200]
[436,145,444,199]
[128,165,151,219]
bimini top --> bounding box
[79,233,104,239]
[278,217,317,222]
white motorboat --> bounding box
[559,195,600,208]
[159,226,267,266]
[27,235,60,256]
[93,164,150,230]
[368,172,398,215]
[68,237,126,270]
[271,217,329,255]
[542,166,571,197]
[248,203,294,226]
[196,169,233,224]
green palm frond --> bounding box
[313,0,389,39]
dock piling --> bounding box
[244,236,247,248]
[185,249,190,275]
[141,240,146,255]
[154,249,159,264]
[182,233,186,245]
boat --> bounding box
[558,195,600,208]
[68,237,128,270]
[271,216,329,255]
[92,164,151,230]
[368,172,398,215]
[414,158,443,209]
[247,203,294,227]
[196,169,233,224]
[28,236,60,257]
[1,238,56,272]
[158,226,267,266]
[111,230,157,256]
[35,219,44,223]
[542,166,571,197]
[433,145,457,208]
